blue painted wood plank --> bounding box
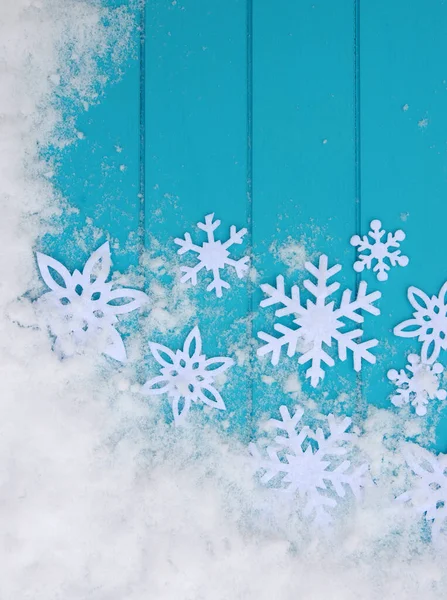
[360,0,447,450]
[44,5,142,273]
[145,0,250,433]
[252,1,361,420]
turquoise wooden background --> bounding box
[44,0,447,450]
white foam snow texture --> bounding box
[257,254,381,386]
[142,326,233,424]
[351,219,409,282]
[175,213,250,297]
[250,405,369,526]
[388,354,446,416]
[36,242,148,361]
[394,283,447,364]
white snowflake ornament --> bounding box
[388,354,446,416]
[350,219,409,281]
[257,254,381,386]
[142,326,233,424]
[36,242,148,361]
[250,405,369,526]
[399,445,447,541]
[394,283,447,364]
[175,213,250,297]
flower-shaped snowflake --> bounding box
[388,354,446,416]
[142,326,234,424]
[394,283,447,363]
[36,242,148,361]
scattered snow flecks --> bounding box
[2,1,447,599]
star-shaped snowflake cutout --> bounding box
[388,354,446,416]
[350,219,409,281]
[249,405,369,526]
[394,283,447,364]
[257,254,381,386]
[174,213,250,297]
[399,444,447,541]
[36,242,148,361]
[142,326,233,424]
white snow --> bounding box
[2,1,447,598]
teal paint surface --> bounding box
[48,0,447,449]
[43,2,142,273]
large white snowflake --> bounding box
[257,254,381,387]
[399,444,447,541]
[142,326,233,424]
[388,354,446,416]
[36,242,148,361]
[394,283,447,364]
[249,405,368,526]
[174,213,250,297]
[350,219,409,281]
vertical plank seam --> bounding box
[246,0,254,441]
[354,0,365,419]
[139,0,146,253]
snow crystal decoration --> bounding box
[174,213,250,297]
[388,354,446,416]
[350,219,409,282]
[142,326,234,424]
[394,283,447,364]
[257,254,381,387]
[36,242,148,361]
[249,405,369,526]
[399,445,447,541]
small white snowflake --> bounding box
[174,213,250,297]
[36,242,148,361]
[399,444,447,541]
[249,405,368,526]
[394,283,447,364]
[257,254,381,387]
[388,354,446,416]
[350,219,409,281]
[142,326,233,424]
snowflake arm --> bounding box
[259,275,303,317]
[175,213,250,298]
[351,219,409,282]
[258,324,303,366]
[223,224,248,249]
[336,281,381,323]
[303,255,341,301]
[333,329,378,371]
[298,344,335,388]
